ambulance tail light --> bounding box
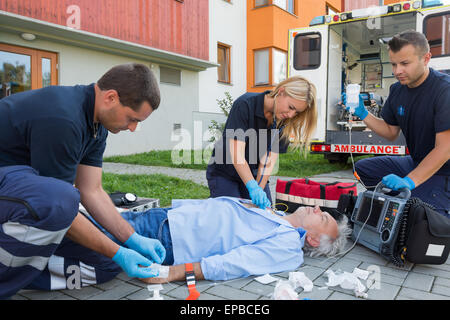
[403,2,411,10]
[406,147,410,155]
[311,143,331,153]
[333,15,340,22]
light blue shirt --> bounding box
[167,197,306,281]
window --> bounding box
[272,48,287,84]
[217,43,231,84]
[293,33,322,70]
[0,43,58,98]
[272,0,294,14]
[424,12,450,58]
[160,66,181,86]
[254,47,287,86]
[326,3,338,15]
[254,48,270,85]
[255,0,269,7]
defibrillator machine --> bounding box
[350,185,411,264]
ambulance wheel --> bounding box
[325,153,349,164]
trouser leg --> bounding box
[0,166,79,299]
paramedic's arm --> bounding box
[66,212,119,258]
[256,152,279,190]
[407,129,450,188]
[229,139,258,185]
[74,164,134,243]
[362,113,401,141]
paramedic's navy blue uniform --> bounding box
[355,68,450,216]
[0,85,120,299]
[207,91,289,202]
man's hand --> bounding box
[382,174,416,191]
[124,232,166,264]
[341,93,369,120]
[112,246,159,278]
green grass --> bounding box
[102,172,210,207]
[104,149,371,178]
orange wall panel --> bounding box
[247,0,342,92]
[0,0,209,61]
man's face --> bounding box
[389,44,431,88]
[294,206,338,245]
[99,90,153,134]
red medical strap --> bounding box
[185,263,200,300]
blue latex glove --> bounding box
[341,93,369,120]
[124,232,166,264]
[245,179,271,209]
[382,174,416,191]
[112,246,159,278]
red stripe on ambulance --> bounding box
[331,144,406,155]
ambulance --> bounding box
[288,0,450,163]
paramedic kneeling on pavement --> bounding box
[207,76,317,209]
[347,31,450,216]
[0,63,166,299]
[94,197,351,283]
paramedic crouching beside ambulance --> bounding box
[206,76,318,209]
[350,31,450,216]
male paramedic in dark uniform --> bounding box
[351,31,450,216]
[0,63,166,299]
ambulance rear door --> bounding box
[288,25,328,142]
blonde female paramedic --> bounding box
[206,76,318,209]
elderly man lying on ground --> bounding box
[111,196,351,283]
[25,196,351,291]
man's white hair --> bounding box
[303,215,352,258]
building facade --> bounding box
[247,0,342,93]
[0,0,218,156]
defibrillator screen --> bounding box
[356,196,385,228]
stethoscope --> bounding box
[257,96,283,185]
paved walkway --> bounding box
[12,163,450,300]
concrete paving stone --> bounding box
[61,285,105,300]
[10,294,28,300]
[205,284,261,300]
[386,261,414,271]
[16,289,70,300]
[297,265,328,282]
[88,282,141,300]
[434,277,450,288]
[217,277,256,289]
[302,256,337,269]
[358,262,409,279]
[297,287,333,300]
[241,281,276,297]
[198,293,226,300]
[344,251,390,266]
[328,291,363,300]
[329,257,362,272]
[402,272,435,291]
[412,265,450,279]
[431,285,450,297]
[398,287,450,300]
[367,282,401,300]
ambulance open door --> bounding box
[288,25,329,142]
